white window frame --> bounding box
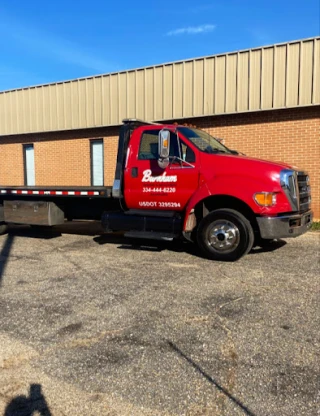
[23,144,35,186]
[90,139,104,186]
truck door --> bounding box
[124,127,199,211]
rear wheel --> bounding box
[196,209,254,261]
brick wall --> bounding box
[0,106,319,218]
[0,128,119,188]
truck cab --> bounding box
[103,119,313,261]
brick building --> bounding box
[0,37,319,218]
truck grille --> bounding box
[297,172,311,212]
[280,169,311,213]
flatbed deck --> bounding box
[0,186,113,198]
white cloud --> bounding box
[167,24,215,36]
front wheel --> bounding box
[196,209,254,261]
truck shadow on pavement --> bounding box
[94,233,287,258]
[5,223,287,260]
[4,384,52,416]
[250,239,287,254]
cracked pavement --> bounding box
[0,223,319,415]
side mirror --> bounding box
[158,129,170,169]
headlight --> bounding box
[254,192,277,206]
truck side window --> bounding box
[138,130,181,160]
[139,130,159,160]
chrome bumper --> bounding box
[257,210,313,239]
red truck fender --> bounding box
[183,176,292,232]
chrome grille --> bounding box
[297,172,311,212]
[280,169,311,212]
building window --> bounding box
[90,139,104,186]
[23,144,35,186]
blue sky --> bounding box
[0,0,319,91]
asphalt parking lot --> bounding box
[0,223,319,416]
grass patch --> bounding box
[311,221,320,231]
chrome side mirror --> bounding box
[158,129,170,169]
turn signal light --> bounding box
[254,192,277,206]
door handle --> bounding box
[131,167,138,178]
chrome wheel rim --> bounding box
[206,220,240,253]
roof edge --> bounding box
[1,36,319,94]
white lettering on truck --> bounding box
[142,169,177,183]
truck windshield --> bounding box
[178,127,232,154]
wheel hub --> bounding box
[207,220,240,252]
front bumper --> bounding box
[257,210,313,239]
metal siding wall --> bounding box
[23,89,32,133]
[273,45,287,108]
[0,93,5,134]
[35,87,41,132]
[145,68,154,121]
[193,60,204,116]
[1,38,319,136]
[42,84,50,129]
[127,71,136,119]
[183,62,193,117]
[286,43,300,107]
[215,55,226,114]
[136,70,145,120]
[94,77,103,127]
[5,92,10,134]
[299,40,314,105]
[313,38,320,104]
[226,54,237,113]
[249,49,261,110]
[30,88,38,132]
[77,80,86,129]
[118,73,127,125]
[237,52,249,112]
[3,92,9,134]
[163,65,173,119]
[85,78,94,128]
[110,74,119,125]
[70,81,79,129]
[173,63,183,118]
[56,83,65,131]
[203,57,214,115]
[154,67,163,120]
[64,83,73,130]
[261,47,274,109]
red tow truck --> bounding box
[0,119,313,261]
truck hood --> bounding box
[200,153,295,186]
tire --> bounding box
[0,223,8,235]
[196,209,254,261]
